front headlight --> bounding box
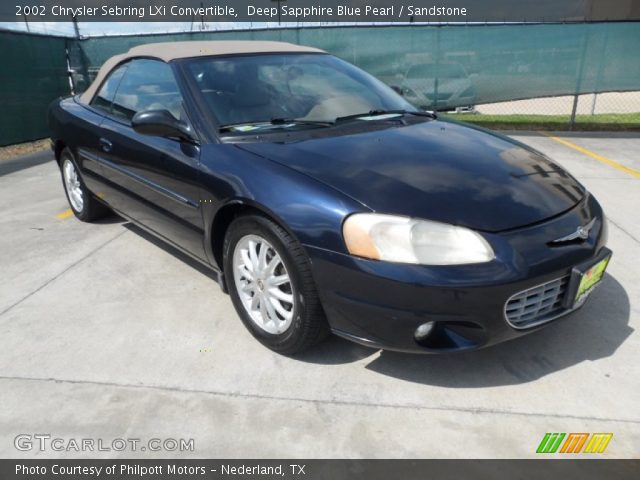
[343,213,494,265]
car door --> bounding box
[95,58,206,261]
[74,63,129,193]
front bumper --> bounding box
[307,194,610,353]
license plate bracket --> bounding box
[563,248,612,309]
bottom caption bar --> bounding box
[2,459,639,479]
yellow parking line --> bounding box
[546,134,640,179]
[55,209,74,220]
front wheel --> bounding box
[59,148,110,222]
[223,214,329,355]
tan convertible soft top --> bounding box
[79,40,325,104]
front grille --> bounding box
[505,275,570,329]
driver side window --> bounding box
[91,64,127,114]
[110,59,184,122]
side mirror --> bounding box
[132,110,196,142]
[390,85,404,96]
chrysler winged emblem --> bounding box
[551,218,596,244]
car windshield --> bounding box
[184,53,417,129]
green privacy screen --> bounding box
[2,23,640,146]
[0,31,70,146]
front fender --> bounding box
[198,144,367,268]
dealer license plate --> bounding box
[573,256,610,307]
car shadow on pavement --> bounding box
[295,335,380,365]
[93,213,128,225]
[122,220,380,364]
[362,273,632,387]
[122,222,220,282]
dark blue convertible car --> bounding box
[49,41,611,354]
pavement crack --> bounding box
[0,230,127,317]
[1,375,639,425]
[607,217,640,245]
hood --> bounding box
[237,120,585,232]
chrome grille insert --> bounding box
[505,275,571,329]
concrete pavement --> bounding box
[0,134,638,458]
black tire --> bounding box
[59,148,110,222]
[223,214,329,355]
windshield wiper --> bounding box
[219,110,434,132]
[334,109,436,123]
[270,117,334,127]
[219,118,333,132]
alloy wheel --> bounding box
[232,234,295,334]
[62,158,84,212]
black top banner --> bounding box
[5,0,640,23]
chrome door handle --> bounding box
[99,138,112,153]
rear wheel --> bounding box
[59,148,110,222]
[224,214,329,354]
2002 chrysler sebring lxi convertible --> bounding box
[49,41,611,354]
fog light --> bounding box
[414,321,435,341]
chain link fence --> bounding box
[457,91,640,131]
[477,92,640,115]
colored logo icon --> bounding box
[536,433,613,454]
